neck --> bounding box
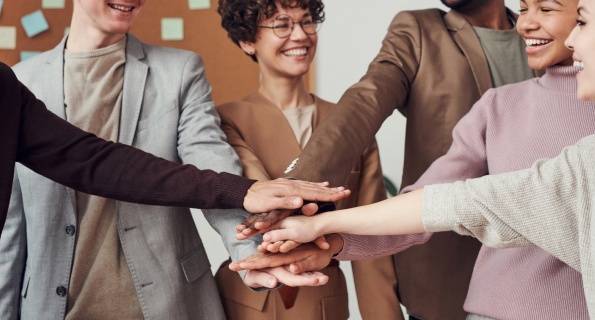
[454,0,512,29]
[66,13,126,52]
[258,76,313,110]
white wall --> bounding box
[194,1,520,319]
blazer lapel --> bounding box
[444,10,493,95]
[42,37,77,209]
[42,37,68,119]
[119,34,148,145]
[243,92,303,178]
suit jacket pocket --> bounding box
[136,100,178,133]
[180,245,211,283]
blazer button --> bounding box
[56,286,67,297]
[65,225,76,236]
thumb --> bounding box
[314,236,330,250]
[263,229,294,243]
[245,270,278,288]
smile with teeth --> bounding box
[282,48,308,57]
[108,3,134,12]
[525,38,552,46]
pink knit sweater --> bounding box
[337,66,592,319]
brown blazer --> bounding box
[0,62,252,234]
[285,9,536,320]
[217,92,402,319]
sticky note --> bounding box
[0,26,16,49]
[21,51,41,61]
[189,0,210,10]
[161,18,184,41]
[42,0,65,9]
[21,10,50,37]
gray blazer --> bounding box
[0,34,259,320]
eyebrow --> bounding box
[521,0,564,5]
[577,6,589,15]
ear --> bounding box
[239,41,256,55]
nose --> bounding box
[565,25,579,50]
[289,22,308,41]
[516,10,540,34]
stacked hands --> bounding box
[235,183,349,288]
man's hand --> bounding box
[231,235,344,275]
[242,178,349,214]
[243,265,329,288]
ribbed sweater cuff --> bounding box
[422,183,465,232]
[217,172,257,209]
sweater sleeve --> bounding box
[422,134,595,272]
[14,69,255,210]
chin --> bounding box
[577,89,595,102]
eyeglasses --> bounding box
[258,14,321,38]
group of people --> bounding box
[2,0,594,320]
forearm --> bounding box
[18,82,255,209]
[317,189,425,236]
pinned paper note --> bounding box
[21,51,41,61]
[189,0,210,10]
[21,10,49,37]
[42,0,65,9]
[161,18,184,41]
[0,26,16,49]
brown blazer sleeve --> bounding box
[287,12,421,185]
[0,62,254,232]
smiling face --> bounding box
[71,0,146,43]
[239,3,317,81]
[517,0,578,69]
[565,0,595,100]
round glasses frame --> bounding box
[258,14,321,38]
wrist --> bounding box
[326,233,344,256]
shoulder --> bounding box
[0,62,18,89]
[12,50,54,81]
[131,37,204,72]
[392,9,447,26]
[216,99,254,122]
[487,79,538,106]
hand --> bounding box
[258,215,323,244]
[231,235,344,274]
[236,202,319,240]
[243,265,329,288]
[242,178,350,214]
[257,236,329,253]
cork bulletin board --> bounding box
[0,0,269,104]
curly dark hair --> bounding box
[218,0,325,61]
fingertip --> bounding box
[289,263,301,274]
[228,262,240,271]
[266,277,278,288]
[291,197,303,208]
